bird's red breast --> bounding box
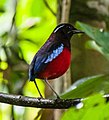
[38,47,71,79]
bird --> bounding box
[29,23,83,98]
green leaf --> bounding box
[76,22,109,59]
[61,75,109,99]
[85,40,109,60]
[61,94,109,120]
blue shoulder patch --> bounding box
[44,43,64,63]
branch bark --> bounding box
[0,92,109,109]
[61,0,71,22]
[0,92,81,109]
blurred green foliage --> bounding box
[61,74,109,99]
[0,0,56,120]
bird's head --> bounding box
[53,23,83,40]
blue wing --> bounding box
[29,42,64,81]
[44,43,64,63]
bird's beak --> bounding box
[73,29,84,34]
[68,29,84,35]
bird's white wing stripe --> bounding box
[44,44,64,63]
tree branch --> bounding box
[0,92,81,109]
[0,92,109,109]
[61,0,71,22]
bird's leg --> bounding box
[34,80,43,98]
[44,79,60,99]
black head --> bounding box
[53,23,83,40]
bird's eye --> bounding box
[67,26,71,30]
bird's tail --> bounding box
[29,69,35,81]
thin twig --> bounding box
[43,0,56,16]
